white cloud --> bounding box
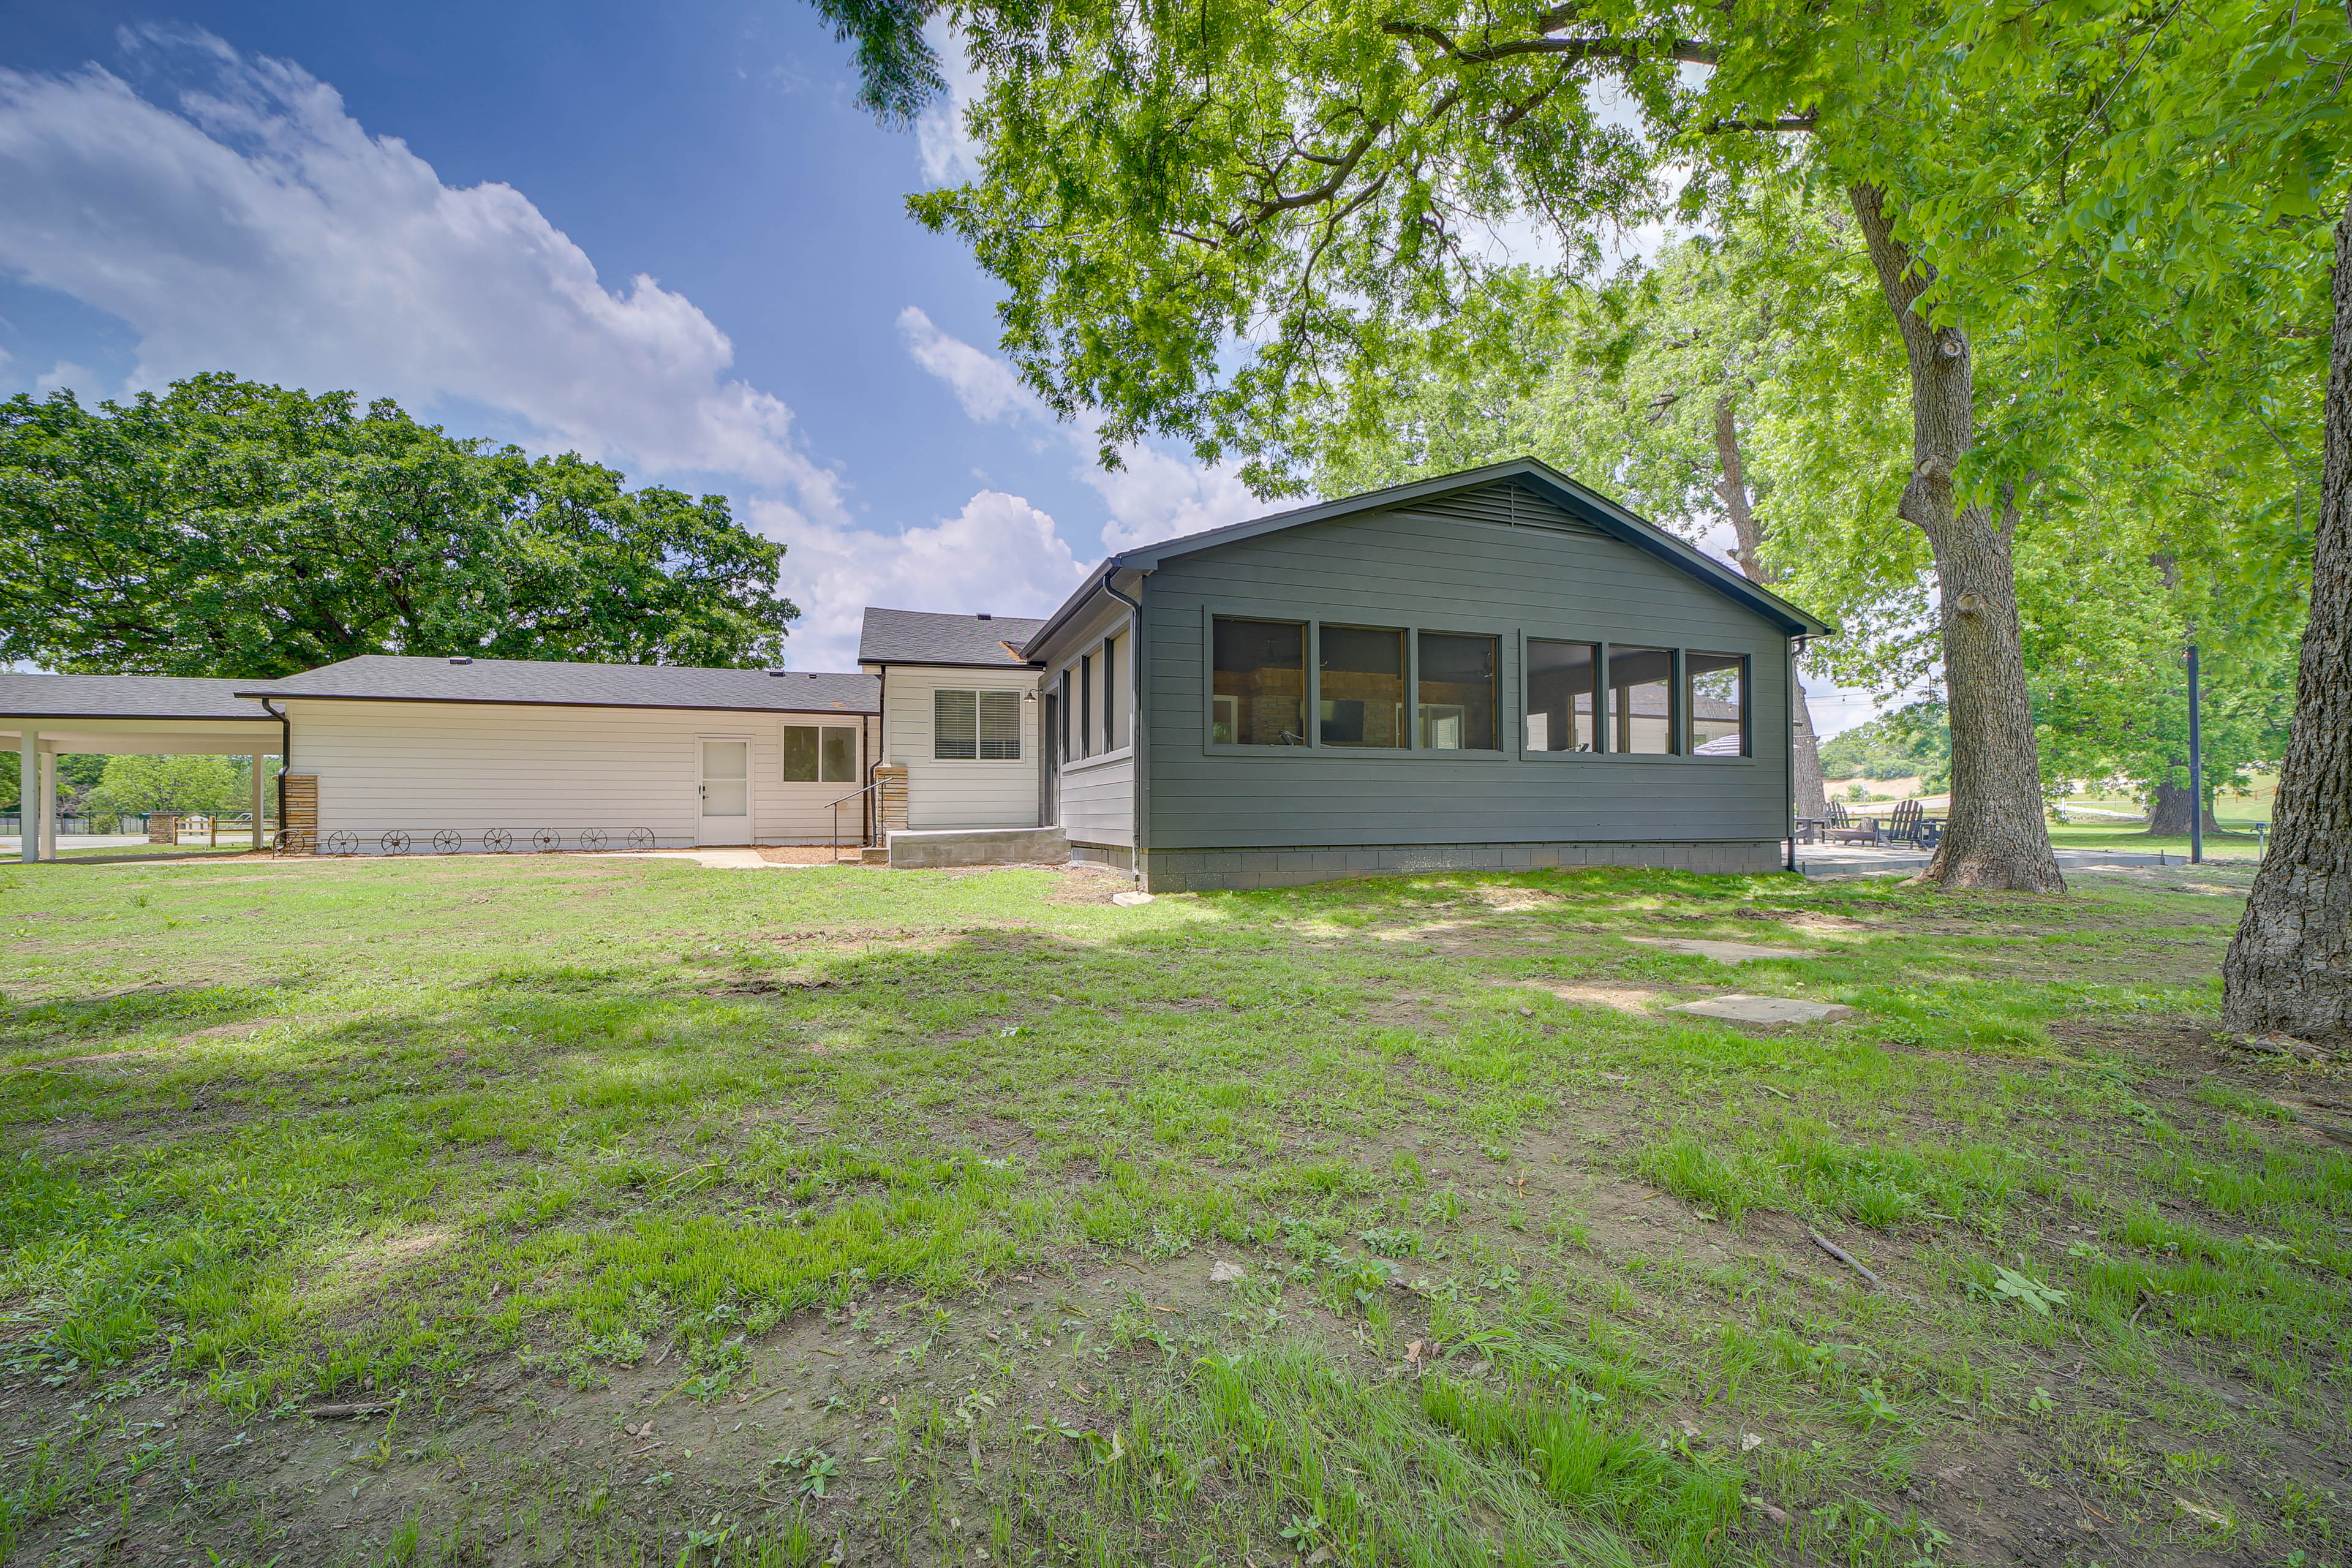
[755,489,1088,669]
[897,305,1039,424]
[32,360,99,399]
[1084,446,1260,552]
[913,20,983,186]
[0,28,844,519]
[896,306,1259,554]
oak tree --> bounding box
[0,374,802,678]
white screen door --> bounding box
[698,739,751,845]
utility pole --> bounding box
[2186,644,2203,866]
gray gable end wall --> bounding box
[1137,480,1793,858]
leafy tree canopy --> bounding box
[81,755,252,817]
[0,374,801,678]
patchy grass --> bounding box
[0,852,2344,1566]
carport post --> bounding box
[38,749,57,861]
[16,729,34,864]
[251,755,266,850]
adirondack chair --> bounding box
[1886,797,1945,849]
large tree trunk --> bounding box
[2147,778,2219,837]
[1791,693,1828,821]
[1849,184,2065,892]
[1713,391,1826,818]
[2223,191,2352,1046]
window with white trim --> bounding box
[935,688,1022,760]
[784,725,858,782]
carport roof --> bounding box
[238,655,879,714]
[0,674,276,722]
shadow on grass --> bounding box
[1,981,301,1054]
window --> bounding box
[1686,652,1747,756]
[1319,625,1406,747]
[1056,669,1071,761]
[1607,646,1676,754]
[1524,640,1599,752]
[1418,632,1499,750]
[784,725,857,783]
[1212,618,1306,745]
[935,689,1022,760]
[1101,633,1119,752]
[1079,654,1094,758]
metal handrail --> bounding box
[825,780,885,862]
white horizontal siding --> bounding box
[288,699,869,846]
[879,667,1042,830]
[1060,753,1133,846]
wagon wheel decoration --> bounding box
[431,830,464,854]
[380,830,413,855]
[530,828,561,852]
[323,829,358,856]
[626,827,655,850]
[578,827,608,852]
[483,828,513,853]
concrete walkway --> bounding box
[1793,842,2184,878]
[594,848,831,870]
[2,834,153,854]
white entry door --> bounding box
[698,739,752,845]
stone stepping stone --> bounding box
[1626,936,1819,963]
[1668,994,1853,1028]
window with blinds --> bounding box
[934,689,1022,760]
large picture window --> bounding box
[935,689,1022,760]
[1607,646,1676,754]
[1319,625,1406,747]
[1686,652,1747,756]
[1524,639,1599,752]
[1418,632,1499,750]
[1212,618,1306,745]
[784,725,858,783]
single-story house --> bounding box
[7,661,880,860]
[9,459,1831,886]
[859,457,1831,889]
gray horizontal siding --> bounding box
[1142,492,1793,851]
[1059,753,1134,846]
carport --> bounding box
[2,676,284,862]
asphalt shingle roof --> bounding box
[0,674,277,721]
[239,656,878,714]
[857,608,1046,667]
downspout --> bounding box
[1103,571,1147,883]
[258,696,291,850]
[867,663,886,846]
[1784,638,1802,872]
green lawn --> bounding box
[0,854,2344,1566]
[2046,821,2270,859]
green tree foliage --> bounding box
[1818,717,1949,786]
[81,756,249,816]
[2,755,109,815]
[0,374,801,677]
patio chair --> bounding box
[1887,799,1926,845]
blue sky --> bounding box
[0,1,1872,730]
[0,0,1262,668]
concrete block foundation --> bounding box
[887,826,1070,869]
[1137,840,1785,892]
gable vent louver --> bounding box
[1393,480,1608,540]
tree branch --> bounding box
[1701,111,1819,133]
